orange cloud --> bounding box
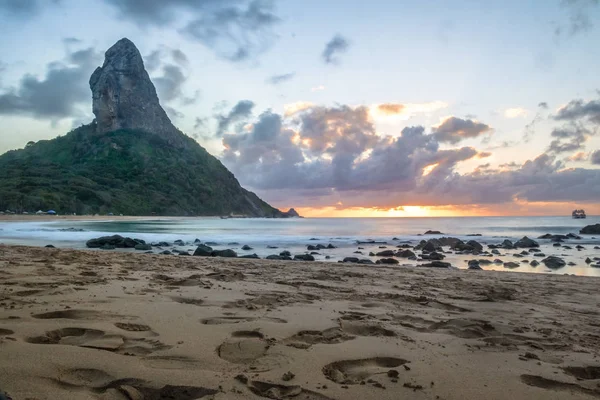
[377,103,405,115]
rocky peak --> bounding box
[89,38,184,147]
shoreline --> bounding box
[1,245,600,399]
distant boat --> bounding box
[572,209,586,219]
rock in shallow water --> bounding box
[542,256,566,269]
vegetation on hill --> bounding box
[0,124,282,216]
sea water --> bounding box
[1,216,599,276]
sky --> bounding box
[0,0,599,217]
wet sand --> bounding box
[1,244,600,399]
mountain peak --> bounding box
[89,38,184,146]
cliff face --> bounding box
[89,38,184,147]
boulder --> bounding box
[279,250,292,257]
[266,255,283,260]
[396,249,416,258]
[376,250,395,257]
[358,259,375,264]
[420,261,452,268]
[294,254,315,261]
[211,249,237,258]
[241,245,253,250]
[438,237,462,247]
[307,245,319,251]
[580,224,600,235]
[343,257,360,263]
[501,239,514,249]
[422,251,445,260]
[376,258,399,265]
[566,233,581,239]
[504,262,520,269]
[160,250,172,255]
[514,236,539,248]
[240,253,260,259]
[423,230,443,235]
[174,240,185,246]
[134,243,152,251]
[466,240,483,252]
[468,260,480,268]
[542,256,566,269]
[86,235,140,248]
[327,244,337,249]
[45,244,55,248]
[193,245,213,257]
[530,260,539,267]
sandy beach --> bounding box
[1,245,600,399]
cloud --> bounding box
[266,72,295,85]
[0,0,61,17]
[555,96,600,124]
[568,151,588,161]
[216,100,255,136]
[504,107,528,118]
[523,102,550,142]
[370,101,448,120]
[555,0,599,37]
[432,117,492,144]
[547,125,591,154]
[322,34,350,64]
[0,46,100,122]
[219,102,600,209]
[377,103,405,115]
[283,101,314,117]
[311,85,325,92]
[143,47,198,105]
[171,49,189,66]
[591,150,600,164]
[103,0,280,62]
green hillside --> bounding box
[0,124,281,216]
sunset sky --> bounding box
[0,0,599,217]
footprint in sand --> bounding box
[520,374,600,398]
[218,331,289,372]
[201,316,287,325]
[323,357,409,384]
[26,327,170,356]
[340,320,397,337]
[562,366,600,380]
[114,322,152,332]
[236,375,334,400]
[31,309,116,320]
[52,367,218,399]
[284,327,354,349]
[427,318,498,339]
[171,296,205,306]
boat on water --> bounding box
[572,209,586,219]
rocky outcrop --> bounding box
[281,208,301,218]
[86,235,144,248]
[580,224,600,235]
[90,38,185,147]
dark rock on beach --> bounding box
[423,230,443,235]
[376,258,399,265]
[580,224,600,234]
[420,261,452,268]
[241,245,253,250]
[514,236,539,248]
[240,253,260,259]
[376,250,395,257]
[193,245,213,257]
[86,235,142,248]
[294,254,315,261]
[542,256,566,269]
[134,243,152,251]
[396,249,416,258]
[212,249,237,258]
[343,257,360,263]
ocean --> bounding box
[1,216,599,276]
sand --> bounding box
[1,244,600,400]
